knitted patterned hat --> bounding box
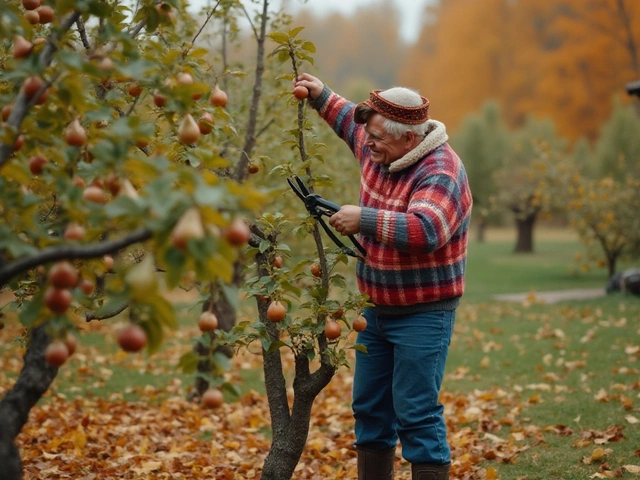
[354,89,430,125]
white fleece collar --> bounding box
[388,120,448,173]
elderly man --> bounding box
[294,73,473,480]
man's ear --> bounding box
[404,131,415,148]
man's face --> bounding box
[364,113,408,165]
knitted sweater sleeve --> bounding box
[360,172,467,253]
[309,86,365,157]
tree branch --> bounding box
[0,228,152,287]
[183,1,222,58]
[0,10,82,169]
[232,0,268,182]
[85,303,129,322]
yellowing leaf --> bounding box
[486,466,499,480]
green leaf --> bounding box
[301,41,316,53]
[149,294,177,329]
[212,351,231,370]
[19,295,45,327]
[351,344,368,353]
[265,340,287,354]
[219,282,239,315]
[178,351,200,374]
[259,240,271,253]
[289,26,305,38]
[267,32,289,44]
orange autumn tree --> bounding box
[401,0,640,141]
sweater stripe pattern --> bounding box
[312,88,473,307]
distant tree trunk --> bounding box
[513,211,536,253]
[0,325,59,480]
[476,217,486,243]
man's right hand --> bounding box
[294,73,324,100]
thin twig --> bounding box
[85,303,129,321]
[183,0,222,58]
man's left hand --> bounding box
[329,205,361,236]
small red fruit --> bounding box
[127,82,142,97]
[13,135,24,152]
[44,287,72,314]
[24,10,39,24]
[201,388,224,408]
[267,301,286,323]
[293,86,309,100]
[28,155,47,175]
[332,307,345,319]
[271,255,283,268]
[1,104,12,122]
[353,315,368,332]
[22,0,40,10]
[209,85,228,108]
[23,76,44,100]
[64,332,78,356]
[153,90,167,108]
[36,5,54,24]
[197,112,214,135]
[224,218,250,246]
[48,261,79,289]
[79,278,94,295]
[45,341,69,367]
[83,185,107,204]
[198,311,219,332]
[63,223,85,240]
[310,263,322,278]
[177,72,193,85]
[324,321,342,340]
[13,35,33,59]
[117,324,147,352]
[104,173,121,196]
[248,163,260,174]
[178,113,200,145]
[103,255,114,270]
[64,118,87,147]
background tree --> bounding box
[450,101,508,242]
[399,0,640,141]
[492,118,573,253]
[567,175,640,277]
[593,98,640,180]
[568,100,640,276]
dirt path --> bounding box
[493,287,606,304]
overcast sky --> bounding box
[279,0,430,43]
[188,0,431,44]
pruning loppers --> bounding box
[287,175,367,261]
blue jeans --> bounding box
[352,307,455,464]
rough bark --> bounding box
[513,212,536,253]
[257,282,336,480]
[0,326,59,479]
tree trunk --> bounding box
[513,212,536,253]
[0,325,59,479]
[476,217,486,243]
[606,252,619,279]
[260,350,335,479]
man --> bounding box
[294,73,472,480]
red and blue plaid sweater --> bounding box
[312,88,473,311]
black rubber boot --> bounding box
[411,462,451,480]
[356,445,395,480]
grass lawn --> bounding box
[2,227,639,479]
